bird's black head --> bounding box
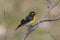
[29,11,36,16]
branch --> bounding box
[47,0,60,15]
[45,0,60,40]
[23,15,60,40]
[48,32,56,40]
[4,10,8,40]
[22,26,34,40]
[22,0,60,40]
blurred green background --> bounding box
[0,0,60,40]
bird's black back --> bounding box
[21,15,33,25]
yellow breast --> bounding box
[29,15,36,25]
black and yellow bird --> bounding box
[15,11,36,30]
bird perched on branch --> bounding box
[15,11,36,30]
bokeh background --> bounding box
[0,0,60,40]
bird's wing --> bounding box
[15,15,33,30]
[26,15,33,20]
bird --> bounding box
[15,11,36,30]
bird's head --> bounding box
[29,11,36,16]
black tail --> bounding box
[15,24,22,30]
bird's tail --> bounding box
[15,24,22,30]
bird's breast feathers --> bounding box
[28,15,36,25]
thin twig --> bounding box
[22,25,34,40]
[47,0,60,15]
[4,10,8,40]
[48,32,56,40]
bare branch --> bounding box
[48,32,56,40]
[47,0,60,14]
[23,0,60,40]
[23,15,60,40]
[30,0,60,33]
[37,0,60,23]
[4,10,8,40]
[22,26,34,40]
